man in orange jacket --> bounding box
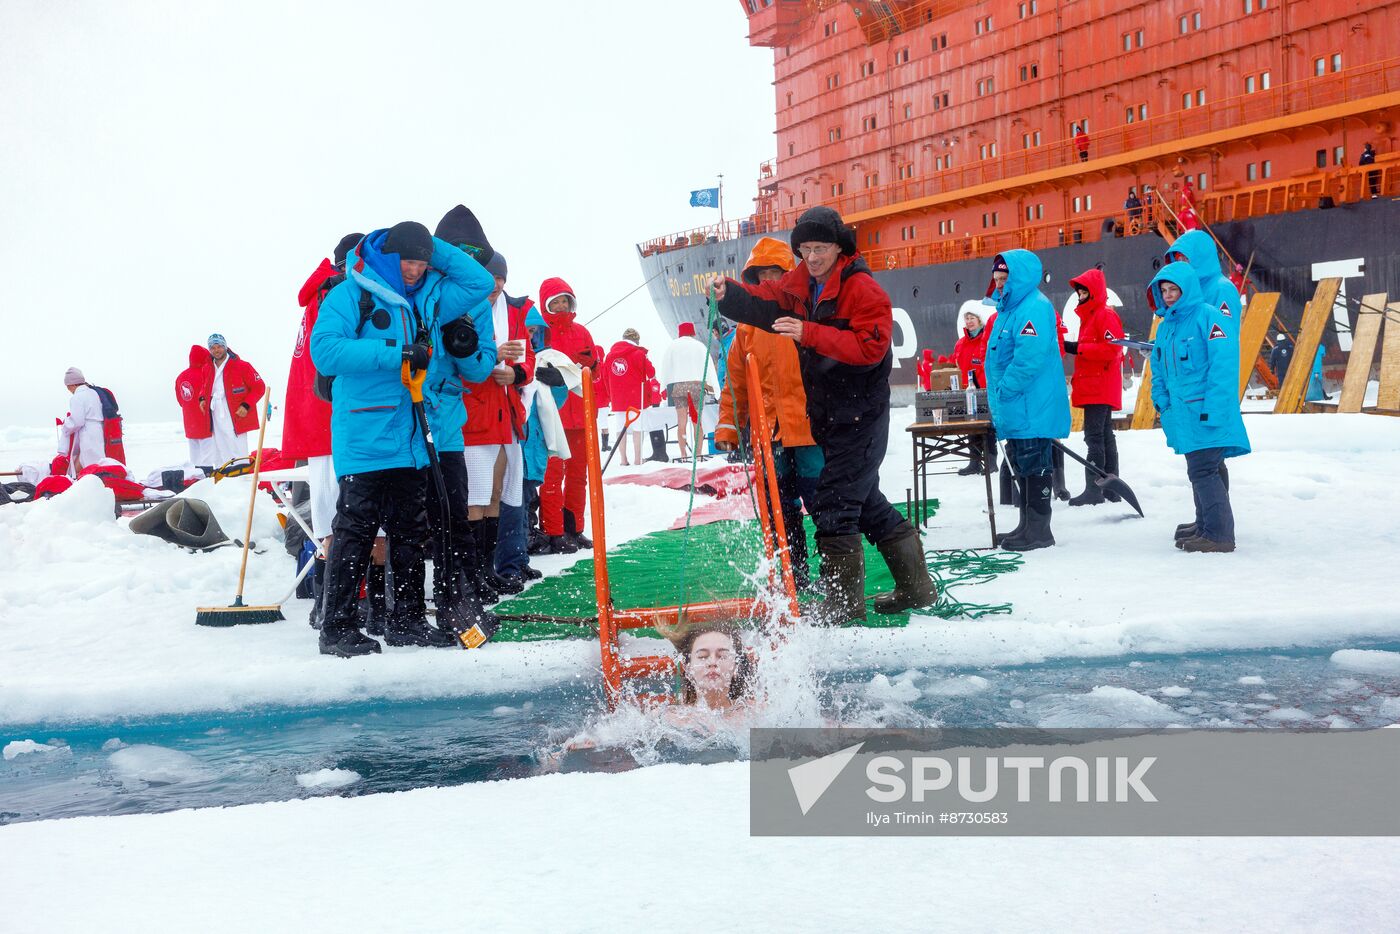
[715,237,824,589]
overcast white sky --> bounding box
[0,0,774,429]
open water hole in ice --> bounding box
[4,641,1400,825]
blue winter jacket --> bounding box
[1147,262,1251,458]
[1305,344,1327,402]
[983,249,1071,440]
[311,231,495,477]
[1165,230,1241,335]
[521,305,551,483]
[423,296,497,454]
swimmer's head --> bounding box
[676,624,752,706]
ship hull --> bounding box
[640,198,1400,384]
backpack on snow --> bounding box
[312,276,378,404]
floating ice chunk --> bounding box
[863,673,921,704]
[1376,696,1400,719]
[894,669,924,684]
[295,768,361,791]
[1330,650,1400,676]
[1127,661,1144,668]
[924,675,991,697]
[108,745,215,784]
[1158,686,1192,697]
[492,706,518,716]
[101,738,127,752]
[1027,686,1186,729]
[1263,707,1311,722]
[3,739,69,760]
[1325,715,1354,730]
[1237,676,1266,685]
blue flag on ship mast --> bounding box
[689,188,720,208]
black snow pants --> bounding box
[810,404,905,544]
[322,467,428,636]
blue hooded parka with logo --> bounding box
[1165,230,1242,335]
[983,249,1071,440]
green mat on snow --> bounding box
[491,500,1022,643]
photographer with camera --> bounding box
[310,221,495,658]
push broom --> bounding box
[196,397,285,626]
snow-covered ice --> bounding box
[1331,649,1400,676]
[294,768,361,791]
[107,745,216,785]
[3,739,68,761]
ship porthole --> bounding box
[954,282,961,293]
[1152,258,1162,270]
[912,287,920,298]
[1043,273,1052,284]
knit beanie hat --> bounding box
[992,256,1010,273]
[207,333,227,348]
[678,322,696,338]
[64,367,85,386]
[334,232,364,266]
[486,251,508,280]
[622,328,641,342]
[382,221,434,263]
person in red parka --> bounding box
[283,233,361,543]
[1064,268,1125,506]
[950,306,998,475]
[916,349,935,391]
[602,328,654,466]
[537,276,598,552]
[175,344,213,466]
[200,334,265,467]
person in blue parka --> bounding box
[310,221,495,657]
[1305,343,1328,402]
[1165,230,1242,334]
[983,250,1071,551]
[1148,261,1250,554]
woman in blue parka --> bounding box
[984,249,1071,550]
[310,222,495,656]
[1148,261,1250,553]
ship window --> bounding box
[900,225,917,241]
[1331,53,1342,72]
[1023,131,1042,148]
[1178,12,1200,33]
[1196,89,1206,106]
[1019,63,1039,81]
[831,182,845,197]
[1196,174,1207,191]
[1138,104,1148,120]
[1316,149,1328,169]
[1262,160,1272,178]
[981,212,999,228]
[1314,57,1326,77]
[932,33,948,51]
[826,73,840,90]
[862,115,878,132]
[1123,33,1131,52]
[801,191,807,204]
[974,16,992,35]
[1135,29,1144,47]
[1025,204,1044,221]
[897,163,914,180]
[1247,163,1258,181]
[976,77,995,96]
[789,142,795,156]
[828,127,842,142]
[864,173,880,188]
[932,91,950,110]
[786,92,793,107]
[861,60,875,77]
[903,103,913,119]
[1333,146,1345,166]
[824,21,837,37]
[787,195,794,207]
[869,230,881,246]
[894,47,909,65]
[1245,75,1256,93]
[1261,71,1271,89]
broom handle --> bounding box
[235,398,272,601]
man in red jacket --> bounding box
[537,276,597,552]
[201,334,265,467]
[602,327,654,466]
[175,344,213,466]
[710,206,936,624]
[1064,268,1125,506]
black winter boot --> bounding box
[872,522,937,613]
[648,429,670,463]
[1068,465,1106,506]
[385,614,458,648]
[1001,475,1055,550]
[601,430,611,451]
[811,534,867,626]
[998,460,1019,507]
[995,478,1028,548]
[466,520,500,604]
[1051,446,1071,501]
[319,627,382,658]
[1175,522,1197,541]
[782,506,811,591]
[362,564,388,637]
[563,510,592,550]
[547,535,578,555]
[957,457,983,476]
[308,559,325,630]
[1103,446,1123,502]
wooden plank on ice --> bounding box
[1338,293,1386,413]
[1131,318,1162,430]
[1377,303,1400,412]
[1238,292,1280,399]
[1274,278,1340,415]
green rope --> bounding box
[675,292,726,609]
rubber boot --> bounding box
[563,510,592,550]
[994,478,1028,548]
[319,627,381,658]
[480,516,523,595]
[782,506,811,591]
[957,456,983,477]
[648,429,669,463]
[466,519,500,604]
[1102,446,1122,503]
[1052,446,1071,501]
[1001,475,1055,551]
[811,534,867,626]
[1068,465,1105,506]
[872,522,938,613]
[362,564,387,637]
[601,430,610,451]
[308,559,325,630]
[998,460,1019,507]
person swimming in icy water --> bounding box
[542,624,762,772]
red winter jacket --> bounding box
[952,317,993,389]
[202,353,266,434]
[463,295,537,445]
[281,259,338,460]
[539,277,598,430]
[602,340,654,412]
[175,345,213,440]
[916,349,934,391]
[1068,268,1125,408]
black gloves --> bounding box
[1063,340,1079,355]
[536,364,566,388]
[402,341,431,370]
[441,317,479,358]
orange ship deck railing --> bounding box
[862,161,1399,274]
[639,56,1400,255]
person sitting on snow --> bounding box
[53,367,107,477]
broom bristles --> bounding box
[195,605,285,627]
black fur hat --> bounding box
[789,206,857,257]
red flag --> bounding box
[686,394,700,426]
